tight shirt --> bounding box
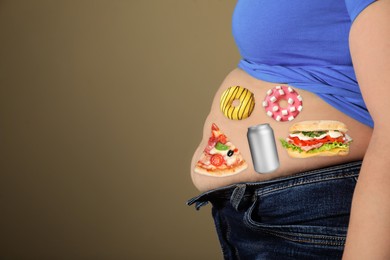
[233,0,376,127]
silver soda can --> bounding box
[247,123,279,173]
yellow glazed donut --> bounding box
[220,86,255,120]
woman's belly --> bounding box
[191,68,373,192]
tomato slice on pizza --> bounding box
[194,123,248,177]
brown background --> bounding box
[0,0,239,259]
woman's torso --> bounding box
[191,68,372,192]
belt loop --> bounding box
[230,184,247,211]
[187,194,210,210]
[195,201,209,210]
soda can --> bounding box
[247,123,279,173]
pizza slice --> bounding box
[194,123,248,177]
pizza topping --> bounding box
[226,155,238,166]
[198,153,211,165]
[215,142,229,151]
[207,137,217,147]
[218,134,227,144]
[210,154,225,167]
[227,150,234,157]
[211,123,219,131]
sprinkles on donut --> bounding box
[263,85,303,122]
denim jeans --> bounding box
[187,161,361,260]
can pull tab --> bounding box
[230,184,246,211]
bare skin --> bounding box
[343,0,390,259]
[191,68,373,193]
[190,0,390,258]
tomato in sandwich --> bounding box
[289,135,345,147]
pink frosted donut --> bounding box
[262,85,303,122]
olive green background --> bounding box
[0,0,239,259]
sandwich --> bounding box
[280,120,353,158]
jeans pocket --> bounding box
[244,196,348,247]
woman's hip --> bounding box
[187,161,362,259]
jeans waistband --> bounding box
[187,161,362,210]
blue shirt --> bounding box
[232,0,376,127]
